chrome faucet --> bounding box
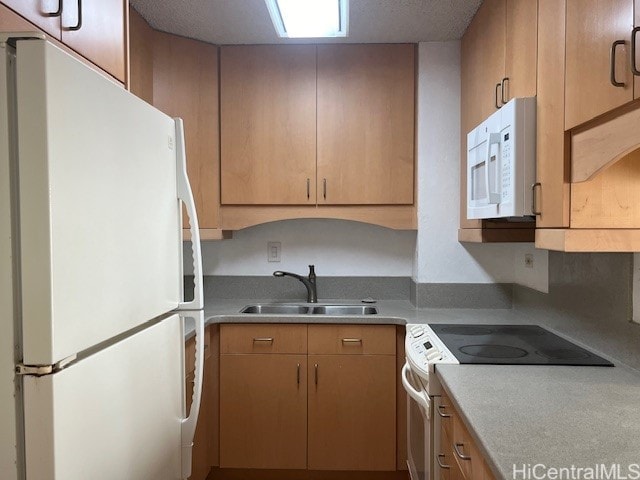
[273,265,317,303]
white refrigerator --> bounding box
[0,34,206,479]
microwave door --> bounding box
[468,133,501,208]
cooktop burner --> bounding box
[428,324,613,366]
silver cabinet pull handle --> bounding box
[253,337,274,342]
[314,363,318,385]
[62,0,82,30]
[453,442,471,461]
[531,182,542,216]
[43,0,63,16]
[437,454,451,469]
[323,178,327,199]
[296,363,300,385]
[632,27,640,76]
[501,77,509,104]
[341,338,362,343]
[437,404,451,418]
[306,178,310,199]
[495,82,502,109]
[610,39,626,87]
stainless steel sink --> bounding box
[240,304,312,314]
[310,305,378,315]
[240,304,378,315]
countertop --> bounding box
[186,298,640,480]
[436,364,640,479]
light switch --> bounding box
[267,241,281,262]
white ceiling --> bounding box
[130,0,483,45]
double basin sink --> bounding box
[240,304,378,315]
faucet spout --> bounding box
[272,265,318,303]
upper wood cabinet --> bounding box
[153,32,220,230]
[565,0,634,130]
[220,44,416,208]
[459,0,537,238]
[316,44,415,205]
[220,45,317,205]
[504,0,538,101]
[1,0,60,37]
[1,0,127,82]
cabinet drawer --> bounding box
[185,326,212,374]
[220,324,307,354]
[308,324,395,355]
[439,391,454,442]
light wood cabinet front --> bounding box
[316,44,415,205]
[153,32,220,230]
[437,389,494,480]
[565,0,634,130]
[220,45,317,205]
[219,354,308,469]
[59,0,126,82]
[1,0,61,37]
[504,0,537,102]
[308,354,396,471]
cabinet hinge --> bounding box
[16,354,77,377]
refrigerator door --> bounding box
[15,39,182,366]
[23,314,184,480]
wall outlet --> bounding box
[524,253,534,269]
[267,241,281,262]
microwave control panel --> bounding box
[501,127,513,203]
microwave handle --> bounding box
[485,133,502,205]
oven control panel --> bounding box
[405,324,458,381]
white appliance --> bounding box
[402,324,458,480]
[466,96,536,220]
[0,34,206,480]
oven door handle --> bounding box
[401,363,431,414]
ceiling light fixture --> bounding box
[265,0,349,38]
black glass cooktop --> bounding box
[428,324,614,366]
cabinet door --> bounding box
[220,45,317,205]
[459,0,505,230]
[308,354,396,471]
[565,0,633,129]
[128,7,154,104]
[468,0,506,122]
[219,354,307,469]
[316,44,415,205]
[1,0,61,37]
[503,0,537,101]
[635,0,640,98]
[153,32,220,230]
[60,0,126,82]
[536,0,570,228]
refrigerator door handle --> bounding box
[174,118,204,311]
[180,310,205,480]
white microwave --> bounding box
[466,97,536,220]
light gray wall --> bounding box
[514,252,640,370]
[197,219,416,276]
[413,41,548,290]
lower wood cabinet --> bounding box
[218,323,398,473]
[307,354,396,471]
[219,354,308,469]
[438,391,494,480]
